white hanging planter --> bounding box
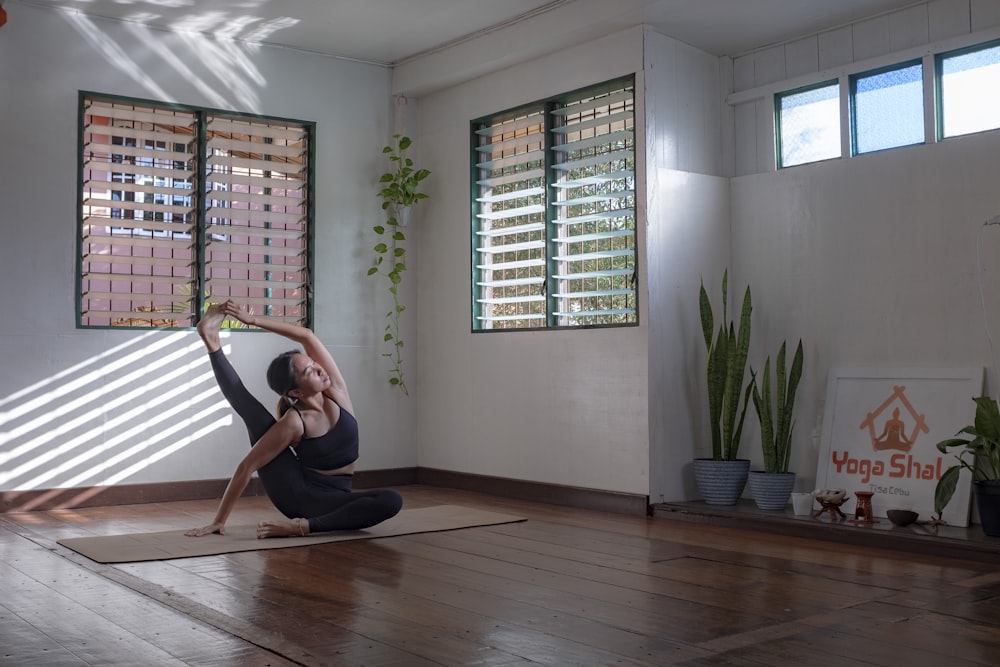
[396,205,412,228]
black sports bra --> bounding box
[290,398,359,471]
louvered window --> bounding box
[471,77,637,330]
[79,93,312,328]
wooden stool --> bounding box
[812,496,849,520]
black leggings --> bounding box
[208,349,402,533]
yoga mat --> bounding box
[57,505,525,563]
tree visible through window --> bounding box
[471,77,637,330]
[776,81,841,169]
[79,93,313,328]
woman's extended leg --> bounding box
[198,305,306,516]
[199,305,277,443]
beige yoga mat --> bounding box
[57,505,525,564]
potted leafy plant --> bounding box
[694,270,754,505]
[367,135,431,395]
[934,396,1000,536]
[749,339,803,510]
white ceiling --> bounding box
[17,0,923,65]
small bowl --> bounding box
[886,509,918,526]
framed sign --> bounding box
[816,367,983,526]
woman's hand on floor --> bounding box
[184,522,225,537]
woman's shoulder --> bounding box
[275,407,306,440]
[323,386,354,416]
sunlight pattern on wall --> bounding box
[60,4,300,111]
[0,332,231,496]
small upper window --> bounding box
[851,60,924,155]
[775,81,841,168]
[938,41,1000,139]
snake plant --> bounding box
[752,339,804,473]
[699,270,754,461]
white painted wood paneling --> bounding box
[753,45,787,87]
[928,0,970,42]
[818,26,855,70]
[733,52,756,92]
[755,97,775,174]
[972,0,1000,29]
[853,15,893,61]
[785,37,820,80]
[734,102,758,177]
[889,4,931,52]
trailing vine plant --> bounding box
[367,135,431,394]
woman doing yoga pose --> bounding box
[186,301,402,539]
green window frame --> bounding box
[849,59,924,155]
[775,80,841,169]
[936,39,1000,140]
[470,76,637,331]
[78,92,314,329]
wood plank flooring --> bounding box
[2,485,999,666]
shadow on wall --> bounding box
[61,5,300,111]
[0,331,232,511]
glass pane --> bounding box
[80,98,198,328]
[778,83,841,168]
[853,63,924,154]
[940,43,1000,138]
[205,116,310,326]
[473,108,547,330]
[550,84,636,327]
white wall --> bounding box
[733,133,1000,492]
[642,29,731,503]
[413,27,650,496]
[0,3,416,494]
[721,0,1000,495]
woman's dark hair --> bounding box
[267,349,301,416]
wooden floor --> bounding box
[2,486,1000,667]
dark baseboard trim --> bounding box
[1,467,649,516]
[416,468,650,516]
[0,478,267,513]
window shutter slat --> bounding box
[206,206,305,226]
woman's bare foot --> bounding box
[256,517,310,539]
[197,303,227,352]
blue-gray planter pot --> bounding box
[748,471,796,511]
[693,458,750,505]
[974,479,1000,537]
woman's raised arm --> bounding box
[222,301,352,412]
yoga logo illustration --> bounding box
[858,385,929,453]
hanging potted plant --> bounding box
[694,270,755,505]
[367,135,431,395]
[749,339,804,510]
[934,396,1000,536]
